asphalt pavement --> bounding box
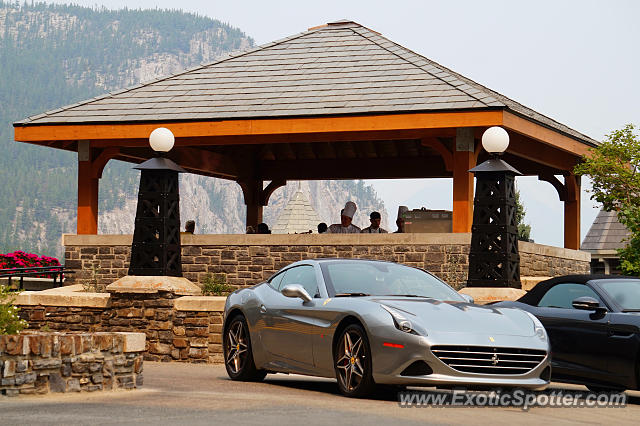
[2,362,639,425]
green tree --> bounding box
[574,124,640,275]
[515,188,531,242]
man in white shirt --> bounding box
[327,201,361,234]
[361,211,388,233]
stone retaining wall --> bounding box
[16,287,225,364]
[62,234,590,290]
[0,331,144,397]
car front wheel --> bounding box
[334,323,375,397]
[224,314,266,381]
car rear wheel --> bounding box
[334,324,375,397]
[224,314,266,381]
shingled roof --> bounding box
[581,209,631,252]
[14,20,597,146]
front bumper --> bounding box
[370,328,551,389]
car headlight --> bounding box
[380,305,420,335]
[525,312,547,341]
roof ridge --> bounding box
[16,26,326,125]
[349,25,502,108]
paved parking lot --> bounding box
[2,362,638,425]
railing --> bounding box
[0,266,73,290]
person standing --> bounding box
[327,201,361,234]
[361,211,387,233]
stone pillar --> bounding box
[106,276,201,362]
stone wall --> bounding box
[0,331,144,397]
[16,287,225,364]
[63,233,591,290]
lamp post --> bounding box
[128,128,186,276]
[466,126,522,288]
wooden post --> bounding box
[452,128,476,233]
[238,178,264,231]
[246,204,263,230]
[77,141,98,234]
[564,174,581,250]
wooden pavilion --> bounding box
[14,20,597,250]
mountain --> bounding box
[0,2,387,258]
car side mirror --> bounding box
[461,294,474,304]
[572,296,606,313]
[281,284,312,303]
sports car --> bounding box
[223,259,550,397]
[494,274,640,392]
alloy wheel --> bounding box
[336,328,367,392]
[226,319,248,374]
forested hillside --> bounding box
[0,2,387,258]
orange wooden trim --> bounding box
[452,150,475,233]
[502,111,593,157]
[14,111,504,142]
[77,161,98,234]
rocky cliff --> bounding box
[0,2,387,258]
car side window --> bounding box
[268,271,285,290]
[279,265,319,298]
[538,283,602,309]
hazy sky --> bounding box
[47,0,640,245]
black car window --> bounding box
[279,265,319,298]
[538,283,602,309]
[598,279,640,310]
[268,271,285,290]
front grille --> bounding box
[431,345,546,375]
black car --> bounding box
[494,274,640,391]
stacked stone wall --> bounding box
[63,234,590,290]
[18,294,224,364]
[0,332,144,397]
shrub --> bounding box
[0,285,28,335]
[201,273,233,296]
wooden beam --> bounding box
[261,157,449,180]
[507,132,580,171]
[538,174,568,201]
[262,180,286,206]
[171,147,240,179]
[115,146,240,179]
[421,137,453,172]
[14,111,504,143]
[91,147,120,179]
[502,111,594,156]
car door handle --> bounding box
[260,305,267,314]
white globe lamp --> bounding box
[481,126,509,154]
[149,127,175,153]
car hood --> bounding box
[373,297,535,337]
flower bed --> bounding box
[0,251,61,279]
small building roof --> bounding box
[581,209,631,253]
[272,189,322,234]
[14,20,596,146]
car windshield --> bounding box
[320,261,464,301]
[599,279,640,311]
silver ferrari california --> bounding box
[223,259,551,397]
